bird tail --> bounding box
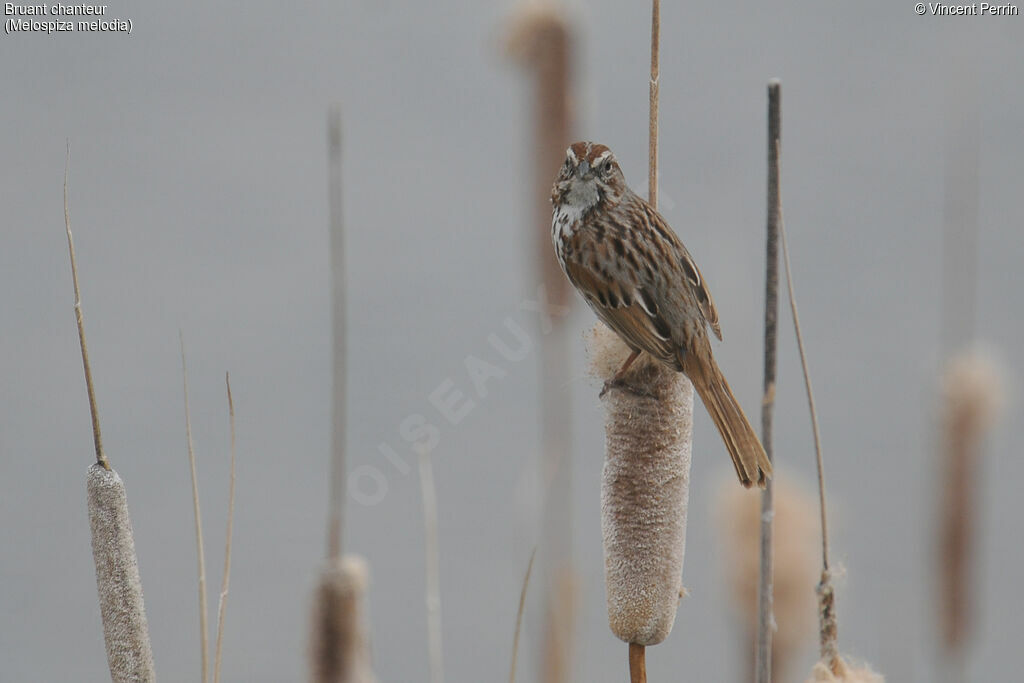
[681,347,772,488]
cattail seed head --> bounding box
[587,322,691,645]
[87,463,156,682]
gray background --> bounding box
[2,1,1021,681]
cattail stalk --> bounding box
[67,144,156,681]
[756,79,781,683]
[647,0,660,209]
[64,142,109,472]
[309,104,377,683]
[629,643,647,683]
[213,373,238,683]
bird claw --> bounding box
[600,378,656,400]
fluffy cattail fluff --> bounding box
[587,322,691,645]
[87,463,156,682]
[938,349,1004,652]
[719,476,818,680]
[309,555,377,683]
[805,656,884,683]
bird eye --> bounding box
[602,161,614,175]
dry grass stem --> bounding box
[181,333,209,683]
[938,350,1003,659]
[588,324,692,646]
[776,155,841,668]
[770,104,860,675]
[629,643,647,683]
[417,445,445,683]
[213,372,238,683]
[777,158,830,573]
[63,142,109,470]
[327,104,348,560]
[309,556,378,683]
[87,464,156,682]
[508,547,537,683]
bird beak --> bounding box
[576,160,590,178]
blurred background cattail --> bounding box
[505,3,578,682]
[308,105,379,683]
[309,556,377,683]
[719,476,818,682]
[936,349,1004,680]
[931,66,1005,683]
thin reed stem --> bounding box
[774,136,837,667]
[181,333,209,683]
[327,104,347,560]
[213,372,237,683]
[63,141,109,470]
[777,162,829,572]
[756,79,781,683]
[509,547,537,683]
[418,445,444,683]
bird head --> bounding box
[551,141,627,210]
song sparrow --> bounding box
[551,141,771,488]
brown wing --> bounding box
[564,258,678,366]
[643,205,722,341]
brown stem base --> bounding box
[629,643,646,683]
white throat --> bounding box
[564,178,600,212]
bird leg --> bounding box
[600,349,654,398]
